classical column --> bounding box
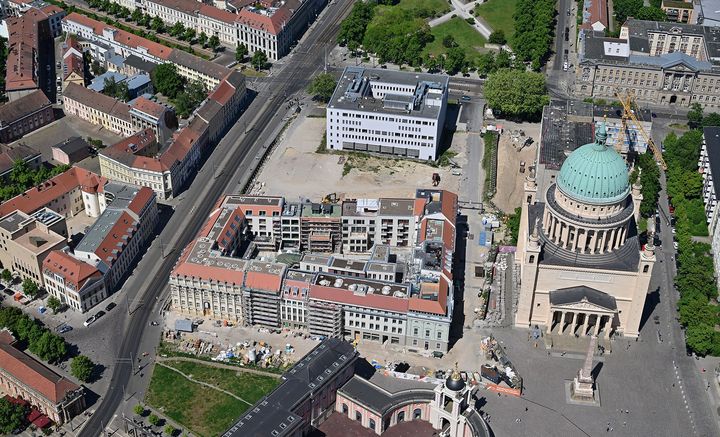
[567,312,575,335]
[588,230,596,254]
[571,227,579,251]
[604,316,612,339]
[578,229,588,253]
[593,315,601,336]
[561,223,570,247]
[547,311,556,334]
[599,231,608,254]
[543,210,551,230]
[581,313,590,336]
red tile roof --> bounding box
[235,7,290,35]
[63,13,173,60]
[309,283,409,313]
[63,54,83,80]
[130,96,167,119]
[209,80,234,105]
[126,187,155,217]
[0,335,81,404]
[408,277,448,316]
[244,261,286,293]
[0,167,105,217]
[94,211,137,265]
[43,250,101,291]
[199,3,238,23]
[5,10,46,92]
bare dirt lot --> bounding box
[491,120,540,213]
[251,108,464,200]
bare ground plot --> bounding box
[492,121,540,213]
[252,113,464,200]
[10,115,121,171]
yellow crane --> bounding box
[613,90,667,170]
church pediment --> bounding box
[549,286,617,311]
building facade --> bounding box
[577,19,720,108]
[515,122,655,338]
[0,330,86,425]
[327,67,449,161]
[699,126,720,288]
[43,250,107,313]
[0,90,54,142]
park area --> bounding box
[145,359,280,436]
[424,17,487,64]
[474,0,518,44]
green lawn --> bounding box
[424,17,487,62]
[474,0,518,43]
[145,363,279,437]
[167,360,280,403]
[395,0,451,17]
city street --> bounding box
[75,0,357,434]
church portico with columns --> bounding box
[515,121,655,338]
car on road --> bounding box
[461,95,471,102]
[105,302,116,311]
[671,227,676,234]
[96,310,106,318]
[149,321,159,326]
[58,325,73,334]
[3,288,13,296]
[673,241,679,250]
[83,316,96,327]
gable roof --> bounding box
[43,250,101,290]
[0,90,51,124]
[549,286,617,310]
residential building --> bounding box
[699,126,720,287]
[577,19,720,108]
[73,184,158,291]
[326,67,449,161]
[51,137,91,165]
[579,0,608,32]
[5,7,52,101]
[0,89,54,142]
[63,83,134,136]
[0,166,107,219]
[61,34,85,88]
[301,202,342,253]
[0,208,67,287]
[0,143,42,181]
[222,338,357,437]
[0,329,86,424]
[662,0,698,23]
[128,96,175,143]
[171,189,458,352]
[43,250,106,313]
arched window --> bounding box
[529,255,535,263]
[342,403,348,414]
[643,265,649,273]
[397,411,405,422]
[413,408,422,420]
[356,411,362,422]
[369,418,376,431]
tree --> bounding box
[0,398,26,434]
[70,355,95,382]
[131,8,143,23]
[148,414,160,426]
[1,269,12,283]
[47,296,61,314]
[613,0,643,25]
[251,50,268,71]
[484,69,549,120]
[442,35,457,48]
[22,278,39,299]
[512,0,555,67]
[183,28,196,42]
[635,6,666,21]
[164,424,176,436]
[488,30,506,45]
[208,35,221,52]
[307,73,337,102]
[151,16,165,33]
[475,52,495,77]
[91,59,106,76]
[29,331,67,363]
[444,47,466,75]
[151,64,185,99]
[702,112,720,127]
[686,322,714,356]
[688,103,704,128]
[235,43,248,62]
[169,22,185,38]
[198,32,208,47]
[134,404,145,416]
[337,2,375,52]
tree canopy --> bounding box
[251,51,268,71]
[0,398,26,434]
[71,355,95,382]
[29,331,67,363]
[236,43,248,62]
[151,64,184,99]
[512,0,555,68]
[307,73,337,102]
[484,69,549,120]
[21,278,39,299]
[488,30,506,45]
[337,2,375,53]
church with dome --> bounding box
[515,121,656,338]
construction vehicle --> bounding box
[613,90,667,170]
[322,193,338,203]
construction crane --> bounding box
[613,90,667,170]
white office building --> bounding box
[326,67,449,161]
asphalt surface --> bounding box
[77,0,356,435]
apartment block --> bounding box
[0,90,54,142]
[326,67,449,161]
[43,250,106,313]
[301,202,342,253]
[72,184,158,291]
[5,7,53,101]
[662,0,698,24]
[62,83,134,136]
[0,209,67,287]
[242,261,286,327]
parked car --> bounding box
[58,325,73,334]
[96,310,106,318]
[461,95,471,102]
[83,316,96,327]
[105,302,116,311]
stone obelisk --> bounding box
[571,335,596,400]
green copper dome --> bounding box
[556,122,630,205]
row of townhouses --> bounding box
[169,190,458,353]
[0,166,158,312]
[60,13,247,200]
[109,0,327,60]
